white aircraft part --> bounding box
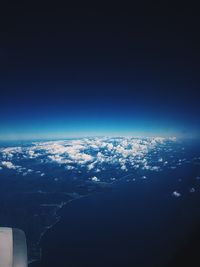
[0,228,13,267]
[0,228,27,267]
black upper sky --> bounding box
[0,3,199,139]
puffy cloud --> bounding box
[172,191,181,198]
[65,165,75,170]
[70,152,93,163]
[142,164,160,171]
[87,162,96,170]
[107,143,113,151]
[121,165,128,171]
[33,140,93,165]
[0,136,177,177]
[1,161,18,169]
[48,155,72,164]
[151,137,165,144]
[0,147,23,160]
[90,176,100,182]
[26,149,41,158]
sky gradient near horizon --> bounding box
[0,4,200,140]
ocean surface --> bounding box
[0,137,200,266]
[31,148,200,267]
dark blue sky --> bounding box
[0,3,199,140]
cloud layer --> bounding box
[0,137,179,181]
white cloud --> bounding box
[121,165,128,171]
[1,147,22,159]
[65,165,75,170]
[0,136,177,178]
[172,191,181,198]
[90,176,100,182]
[67,152,93,164]
[48,155,72,164]
[107,143,113,151]
[1,161,18,169]
[151,137,165,144]
[142,165,160,171]
[150,166,160,171]
[26,149,41,158]
[87,162,96,170]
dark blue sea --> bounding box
[31,141,200,267]
[1,137,200,266]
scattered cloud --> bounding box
[1,161,18,169]
[90,176,100,182]
[0,136,178,176]
[172,191,181,198]
[141,175,147,179]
